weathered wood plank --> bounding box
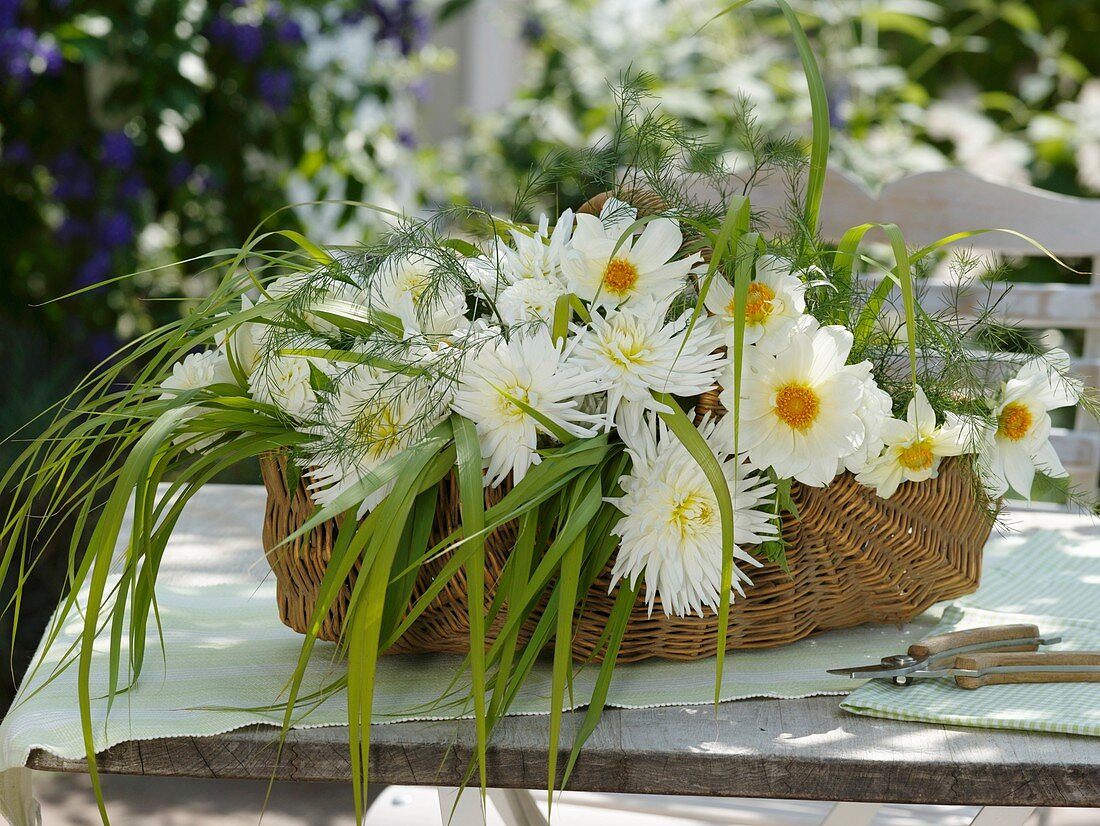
[26,695,1100,807]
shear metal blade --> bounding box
[826,663,913,678]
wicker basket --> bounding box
[260,448,993,661]
[259,189,995,661]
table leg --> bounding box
[436,786,486,826]
[970,807,1035,826]
[487,789,548,826]
[821,802,880,826]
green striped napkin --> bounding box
[842,528,1100,736]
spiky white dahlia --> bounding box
[158,349,235,451]
[569,296,726,431]
[302,367,448,518]
[609,414,776,618]
[451,329,603,487]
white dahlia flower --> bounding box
[608,414,776,617]
[451,329,603,487]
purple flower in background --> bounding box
[168,159,194,188]
[0,0,21,30]
[99,212,135,249]
[371,0,428,57]
[0,27,36,81]
[101,131,136,169]
[3,139,31,165]
[76,251,112,288]
[207,16,233,44]
[54,216,88,245]
[87,331,119,366]
[520,15,545,44]
[118,173,146,199]
[276,17,304,44]
[397,128,416,149]
[257,67,293,111]
[51,150,96,201]
[232,23,263,63]
[35,39,62,75]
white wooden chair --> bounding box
[687,168,1100,498]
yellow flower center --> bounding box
[897,439,935,471]
[997,402,1033,442]
[774,383,820,431]
[603,257,640,297]
[727,282,776,325]
[668,490,715,540]
[495,381,531,421]
[356,405,403,458]
[397,271,429,305]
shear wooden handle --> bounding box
[908,624,1041,661]
[953,651,1100,689]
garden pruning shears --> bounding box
[827,624,1100,689]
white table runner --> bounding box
[0,487,1086,825]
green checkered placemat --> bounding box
[842,527,1100,736]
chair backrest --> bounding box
[684,168,1100,497]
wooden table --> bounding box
[22,500,1100,826]
[27,690,1099,824]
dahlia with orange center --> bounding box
[982,349,1082,499]
[724,317,870,486]
[561,196,700,309]
[856,386,978,499]
[703,255,807,355]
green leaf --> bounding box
[547,512,586,808]
[652,392,735,708]
[552,293,574,345]
[561,580,637,788]
[271,230,334,265]
[308,361,334,394]
[777,0,830,236]
[454,416,489,797]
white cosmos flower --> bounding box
[372,253,468,338]
[855,386,977,498]
[609,414,776,618]
[159,349,235,452]
[561,197,699,309]
[726,318,868,486]
[451,329,603,487]
[702,255,807,355]
[570,296,726,430]
[982,349,1082,499]
[497,277,566,325]
[303,368,448,518]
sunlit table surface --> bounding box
[23,490,1100,810]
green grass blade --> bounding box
[454,415,489,797]
[547,524,585,811]
[777,0,830,236]
[653,391,737,708]
[561,580,637,788]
